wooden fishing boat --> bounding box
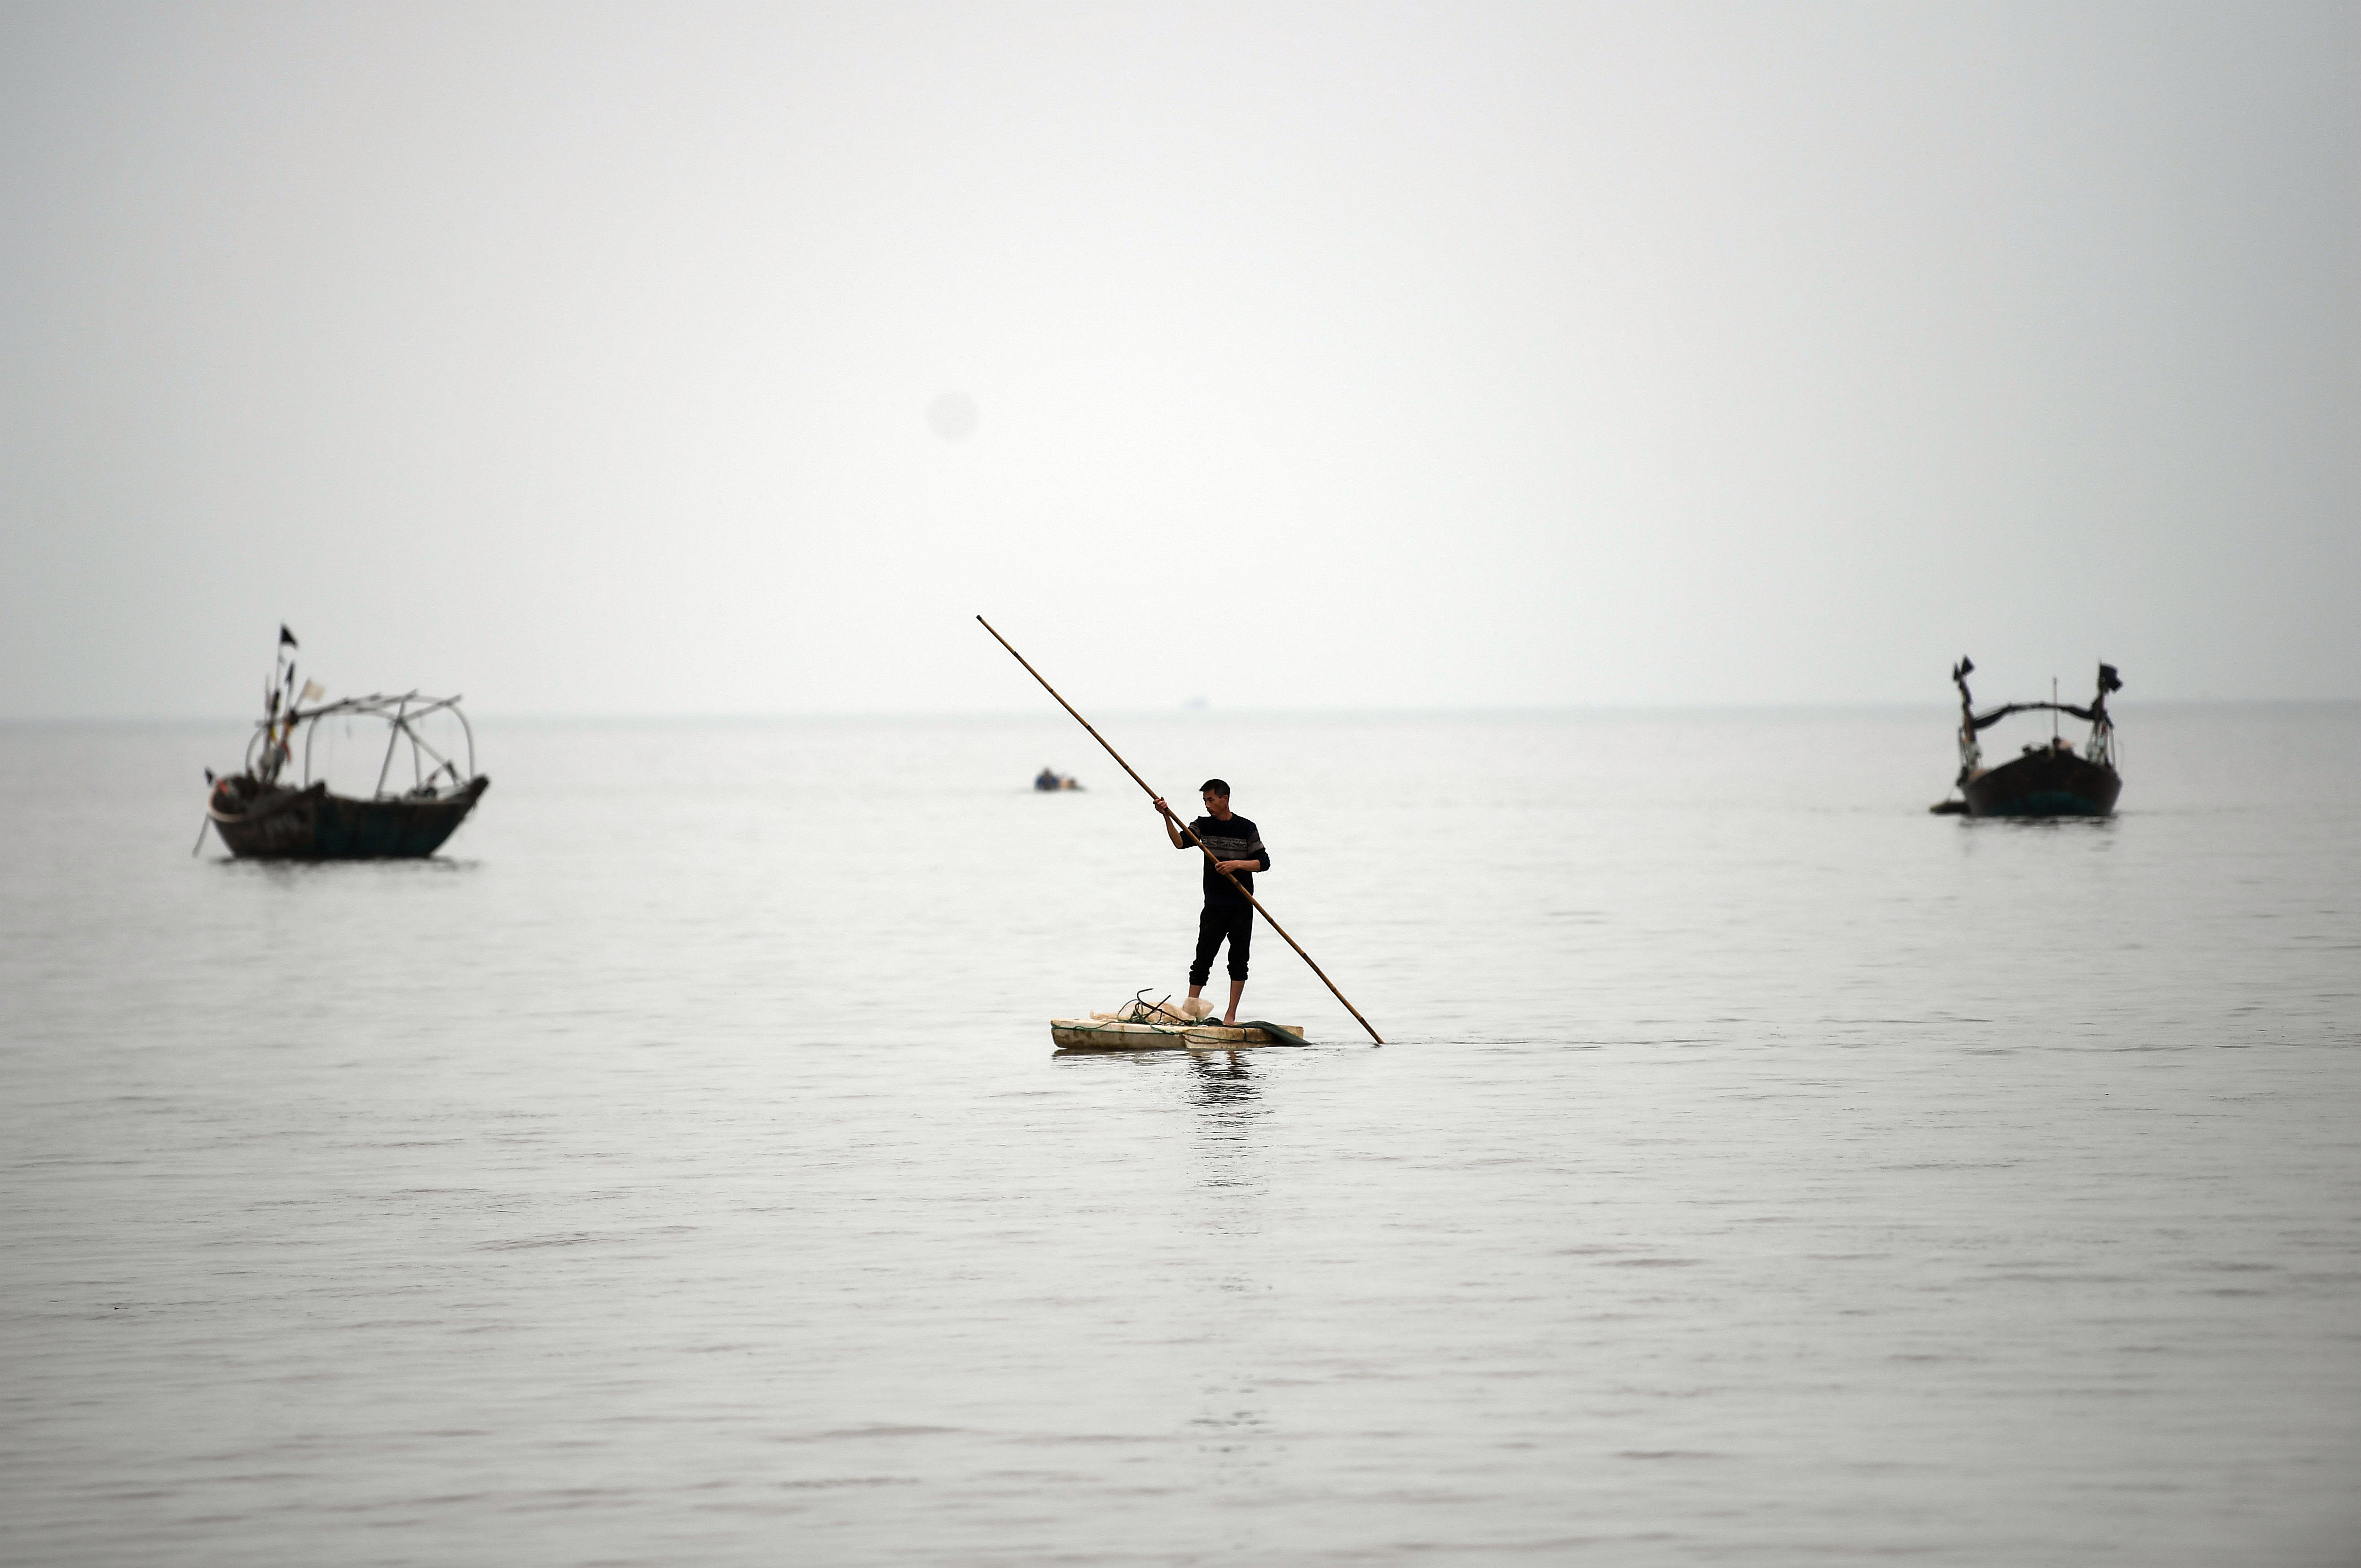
[209,771,489,858]
[1932,659,2123,817]
[1052,996,1308,1050]
[203,629,489,860]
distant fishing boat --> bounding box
[1932,658,2122,817]
[202,628,489,859]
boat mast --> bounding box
[1951,657,1980,783]
[2085,663,2122,768]
[255,625,299,785]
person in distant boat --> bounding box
[1150,779,1269,1026]
[1035,766,1061,792]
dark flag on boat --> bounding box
[279,624,299,648]
[2098,663,2122,694]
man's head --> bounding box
[1200,778,1231,817]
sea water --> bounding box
[2,706,2356,1565]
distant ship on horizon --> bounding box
[1932,658,2123,818]
[200,626,490,859]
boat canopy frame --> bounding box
[1951,659,2120,779]
[245,692,479,799]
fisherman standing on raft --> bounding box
[1150,779,1270,1026]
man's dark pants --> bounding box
[1190,901,1254,985]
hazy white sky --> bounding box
[2,2,2352,717]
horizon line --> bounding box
[4,696,2356,727]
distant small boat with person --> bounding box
[1034,765,1082,791]
[1932,658,2123,817]
[202,627,489,859]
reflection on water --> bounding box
[1187,1049,1258,1107]
[1186,1051,1263,1202]
[225,856,481,879]
[1181,1052,1273,1505]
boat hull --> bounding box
[1051,1018,1306,1050]
[1960,749,2119,817]
[208,777,490,859]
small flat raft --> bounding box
[1052,997,1307,1051]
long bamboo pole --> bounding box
[977,615,1383,1045]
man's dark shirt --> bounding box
[1180,813,1269,906]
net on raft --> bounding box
[1104,990,1213,1024]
